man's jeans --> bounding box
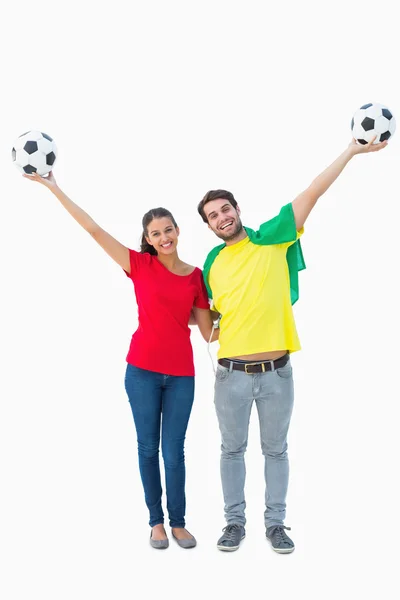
[214,357,294,528]
[125,364,195,528]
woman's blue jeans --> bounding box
[124,364,195,528]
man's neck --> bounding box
[224,228,248,247]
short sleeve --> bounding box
[124,249,147,279]
[255,202,297,243]
[279,227,304,249]
[193,269,211,309]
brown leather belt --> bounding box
[218,353,289,374]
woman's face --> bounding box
[145,217,179,255]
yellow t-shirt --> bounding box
[209,232,303,359]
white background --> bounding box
[1,1,399,598]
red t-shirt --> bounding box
[124,249,210,376]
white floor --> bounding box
[2,346,399,599]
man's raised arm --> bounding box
[292,137,387,230]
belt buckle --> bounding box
[244,362,266,374]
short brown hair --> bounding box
[197,189,238,223]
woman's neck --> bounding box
[156,251,181,271]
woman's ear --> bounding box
[145,236,153,246]
[176,226,180,237]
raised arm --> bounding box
[291,137,388,230]
[24,172,131,273]
[191,307,219,342]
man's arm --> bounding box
[292,137,388,230]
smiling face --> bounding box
[203,198,244,242]
[145,217,180,255]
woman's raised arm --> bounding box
[24,172,131,273]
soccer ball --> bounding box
[12,130,57,175]
[351,103,396,145]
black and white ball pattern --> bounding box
[12,131,57,175]
[351,103,396,145]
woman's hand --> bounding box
[23,170,58,190]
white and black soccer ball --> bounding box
[351,103,396,145]
[12,130,57,175]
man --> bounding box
[198,138,387,553]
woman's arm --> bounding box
[24,172,131,273]
[191,307,219,342]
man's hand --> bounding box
[348,136,388,156]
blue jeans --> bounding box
[214,357,294,528]
[124,364,195,528]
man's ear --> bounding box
[236,205,241,216]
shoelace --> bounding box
[222,524,242,541]
[270,525,291,545]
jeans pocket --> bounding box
[276,363,292,379]
[215,364,230,383]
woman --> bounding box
[24,171,218,549]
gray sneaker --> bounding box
[217,524,245,552]
[266,525,295,554]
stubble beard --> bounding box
[215,218,244,242]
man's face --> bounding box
[203,199,243,242]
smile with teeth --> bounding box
[220,221,233,230]
[161,241,173,248]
